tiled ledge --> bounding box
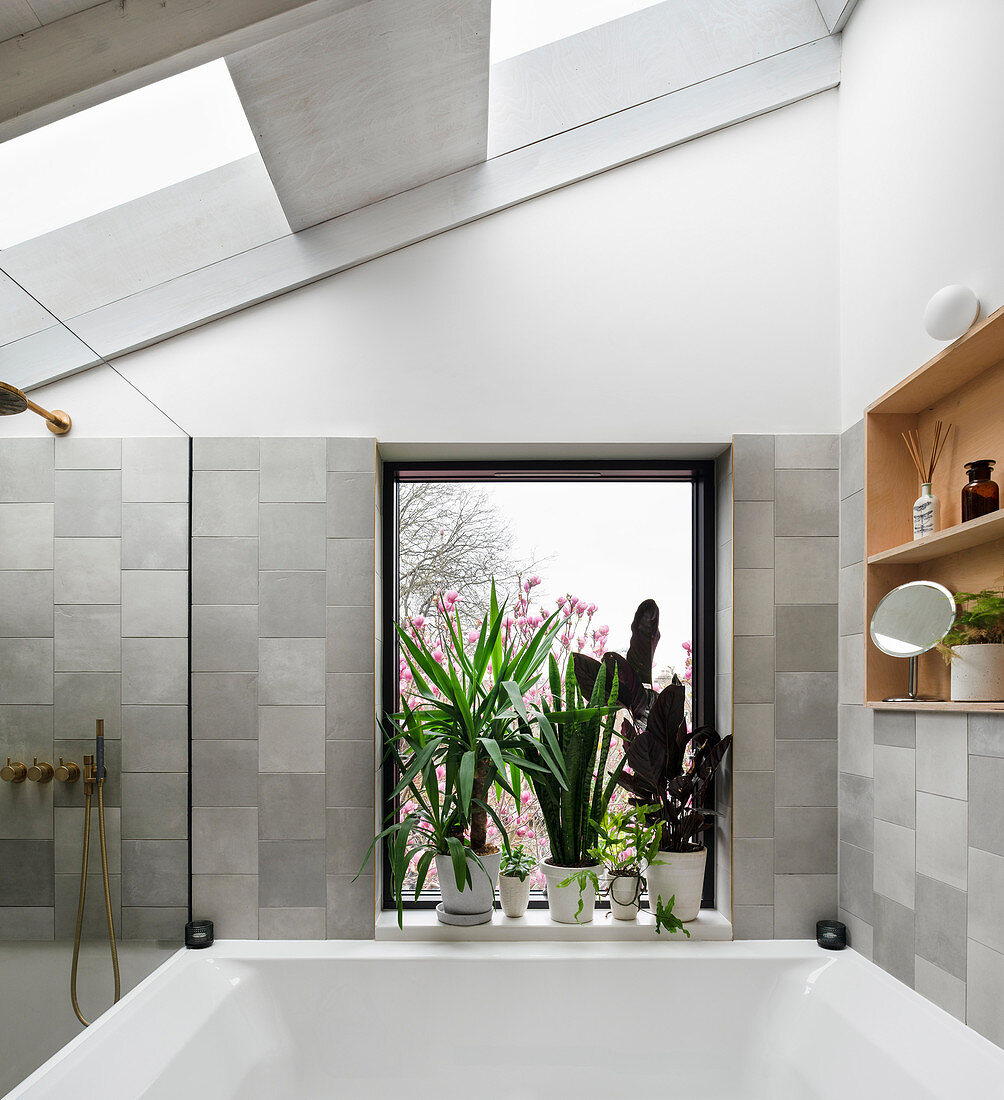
[375,908,732,942]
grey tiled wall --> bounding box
[837,420,1004,1048]
[730,434,839,938]
[190,438,377,939]
[715,450,733,922]
[0,438,189,941]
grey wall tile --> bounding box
[0,840,54,904]
[969,755,1004,857]
[121,839,187,907]
[122,908,187,942]
[0,571,53,637]
[55,470,120,537]
[260,438,326,503]
[733,839,774,905]
[53,673,120,740]
[839,772,874,850]
[838,562,864,636]
[839,491,864,566]
[192,471,259,536]
[733,502,774,568]
[775,470,838,537]
[913,956,965,1022]
[55,438,121,470]
[732,704,774,770]
[874,711,916,748]
[192,605,258,672]
[54,604,119,671]
[967,939,1004,1047]
[325,540,375,607]
[775,605,837,672]
[260,638,326,704]
[969,713,1004,758]
[326,674,375,740]
[325,740,376,808]
[259,571,326,638]
[192,741,259,807]
[326,874,374,938]
[915,873,967,980]
[774,435,839,470]
[259,706,325,772]
[259,773,325,840]
[731,904,773,939]
[733,636,774,703]
[121,706,187,771]
[0,503,54,569]
[193,437,259,471]
[839,841,873,921]
[55,873,121,938]
[839,420,864,500]
[838,908,873,958]
[775,672,837,739]
[0,737,55,839]
[121,503,189,570]
[775,538,838,605]
[731,436,775,501]
[121,773,187,840]
[259,839,325,907]
[53,538,119,604]
[260,907,326,939]
[192,807,258,874]
[121,438,189,503]
[259,503,326,570]
[874,744,915,827]
[733,569,773,636]
[192,874,258,938]
[838,634,864,704]
[326,438,375,472]
[121,570,188,638]
[326,471,375,538]
[916,713,967,799]
[192,673,258,739]
[775,807,837,873]
[54,807,119,873]
[121,638,187,704]
[325,608,374,675]
[733,772,774,838]
[873,819,915,908]
[0,639,53,703]
[53,738,121,807]
[0,907,54,939]
[969,848,1004,955]
[916,793,967,890]
[715,538,732,613]
[873,893,915,986]
[838,705,873,777]
[716,475,733,549]
[0,440,53,503]
[775,741,836,807]
[773,874,837,937]
[192,537,259,605]
[325,807,376,876]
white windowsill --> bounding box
[375,907,732,941]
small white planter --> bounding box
[645,848,707,923]
[950,644,1004,702]
[434,850,501,925]
[540,860,602,924]
[498,873,532,918]
[607,872,642,920]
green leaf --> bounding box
[446,835,470,891]
[459,749,476,812]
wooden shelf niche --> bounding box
[864,304,1004,711]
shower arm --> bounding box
[22,395,71,435]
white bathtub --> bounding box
[8,940,1002,1099]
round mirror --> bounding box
[870,580,956,658]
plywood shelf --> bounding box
[868,700,1004,712]
[868,510,1004,565]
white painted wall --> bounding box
[838,0,1004,427]
[19,91,839,442]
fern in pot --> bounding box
[590,806,662,921]
[939,588,1004,702]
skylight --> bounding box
[490,0,663,63]
[0,60,259,248]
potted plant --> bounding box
[575,599,731,924]
[364,582,568,926]
[939,588,1004,702]
[522,655,625,924]
[590,805,663,920]
[498,844,536,918]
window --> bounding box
[490,0,665,62]
[381,461,716,910]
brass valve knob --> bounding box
[54,758,80,783]
[2,758,27,783]
[27,758,53,783]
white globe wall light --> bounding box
[924,285,981,341]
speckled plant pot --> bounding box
[541,860,602,924]
[951,644,1004,702]
[498,874,532,918]
[645,848,707,923]
[607,872,642,920]
[435,850,501,924]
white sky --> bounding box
[0,61,258,248]
[490,0,662,62]
[481,481,693,678]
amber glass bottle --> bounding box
[961,459,999,521]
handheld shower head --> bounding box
[0,380,71,434]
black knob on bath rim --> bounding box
[816,920,847,950]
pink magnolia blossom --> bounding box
[466,630,479,644]
[528,575,541,587]
[444,589,459,604]
[412,614,426,629]
[432,647,444,663]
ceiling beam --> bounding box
[0,0,373,143]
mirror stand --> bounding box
[884,655,939,702]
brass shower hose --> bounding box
[70,745,121,1027]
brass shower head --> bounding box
[0,380,71,434]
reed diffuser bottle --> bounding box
[902,421,951,540]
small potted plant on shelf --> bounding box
[591,805,662,920]
[939,588,1004,702]
[498,844,536,918]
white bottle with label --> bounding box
[912,482,940,539]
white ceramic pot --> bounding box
[540,860,602,924]
[607,872,641,920]
[435,850,501,918]
[498,873,532,918]
[645,848,707,923]
[951,644,1004,702]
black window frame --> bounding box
[380,459,717,911]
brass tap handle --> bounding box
[27,758,54,783]
[1,758,27,783]
[54,758,80,783]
